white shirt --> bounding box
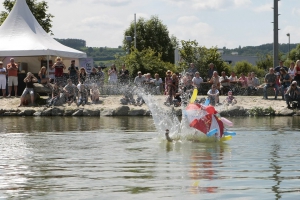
[0,68,6,79]
[192,76,203,86]
[152,78,162,86]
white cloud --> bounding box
[254,3,272,12]
[87,0,131,6]
[177,16,199,24]
[80,16,123,28]
[234,0,252,7]
[292,8,300,16]
[193,0,233,11]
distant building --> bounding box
[221,55,258,65]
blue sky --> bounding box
[2,0,300,48]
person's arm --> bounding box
[31,75,38,82]
[51,63,56,69]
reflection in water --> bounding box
[270,143,282,200]
[188,142,229,194]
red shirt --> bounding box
[54,64,64,77]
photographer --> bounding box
[284,81,300,109]
[68,60,79,85]
[18,72,38,107]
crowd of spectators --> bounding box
[0,57,299,109]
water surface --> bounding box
[0,116,300,200]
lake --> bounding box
[0,116,300,200]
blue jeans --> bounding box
[281,85,289,99]
[263,84,279,99]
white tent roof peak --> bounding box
[0,0,87,58]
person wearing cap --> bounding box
[134,71,146,86]
[0,61,7,97]
[284,81,300,108]
[68,60,79,85]
[7,58,19,97]
[263,68,279,100]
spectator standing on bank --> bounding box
[119,64,129,84]
[207,63,216,81]
[68,60,79,85]
[0,61,7,97]
[192,72,203,93]
[52,57,66,87]
[279,68,291,100]
[187,63,198,78]
[274,60,288,73]
[108,64,118,84]
[63,79,77,106]
[288,61,295,81]
[7,58,18,97]
[294,60,300,85]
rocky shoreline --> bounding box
[0,95,299,117]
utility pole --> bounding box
[273,0,279,68]
[287,33,290,59]
[134,13,137,49]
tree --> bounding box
[123,16,178,63]
[115,48,177,80]
[233,61,265,77]
[178,40,230,79]
[0,0,54,34]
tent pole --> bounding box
[47,53,50,77]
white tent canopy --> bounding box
[0,0,86,58]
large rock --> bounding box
[100,108,114,116]
[219,105,247,116]
[72,109,83,116]
[18,109,36,116]
[128,108,147,116]
[82,109,100,116]
[278,108,295,116]
[41,107,64,116]
[114,106,130,116]
[33,83,52,94]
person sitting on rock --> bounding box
[18,72,38,107]
[77,84,88,107]
[90,83,100,103]
[48,82,61,107]
[63,79,77,106]
[284,81,300,109]
[120,86,136,105]
[224,90,237,106]
[207,84,220,106]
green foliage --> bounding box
[226,43,298,56]
[256,54,273,71]
[0,0,54,34]
[115,48,176,79]
[248,106,276,116]
[123,16,178,63]
[178,40,230,79]
[55,38,86,50]
[288,44,300,61]
[233,61,265,77]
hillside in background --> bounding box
[55,38,298,66]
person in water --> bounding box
[165,129,173,142]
